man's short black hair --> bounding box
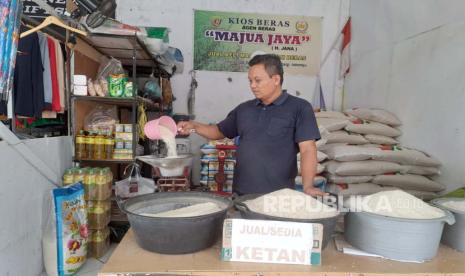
[248,54,284,85]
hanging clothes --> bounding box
[13,28,45,118]
[0,101,6,115]
[47,36,61,112]
[0,0,22,103]
[54,38,65,112]
[38,32,52,107]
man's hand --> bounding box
[303,185,327,197]
[177,121,225,140]
[177,121,196,136]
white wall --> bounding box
[0,137,72,276]
[347,0,465,191]
[116,0,349,182]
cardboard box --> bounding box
[115,132,133,141]
[73,74,87,85]
[73,85,88,96]
[221,219,322,266]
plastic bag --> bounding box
[137,27,170,55]
[115,163,156,198]
[42,183,88,276]
[155,47,184,74]
[84,105,118,133]
[99,77,109,95]
[87,78,96,96]
[94,79,105,97]
[96,57,125,81]
[81,16,141,36]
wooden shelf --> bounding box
[71,95,160,111]
[74,158,134,163]
[72,95,136,107]
[99,229,465,276]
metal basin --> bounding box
[137,154,193,177]
[344,209,455,261]
[432,198,465,252]
[118,191,232,254]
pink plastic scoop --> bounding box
[144,116,178,140]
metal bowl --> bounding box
[432,198,465,252]
[345,209,455,261]
[137,154,193,177]
[118,191,232,254]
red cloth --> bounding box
[47,37,61,112]
[340,17,351,78]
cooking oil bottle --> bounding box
[75,130,86,160]
[94,131,106,160]
[86,131,95,160]
[63,168,75,186]
[104,130,114,160]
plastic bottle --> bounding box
[63,168,75,186]
[86,131,95,160]
[95,168,111,200]
[103,167,113,184]
[84,168,96,200]
[74,168,85,183]
[94,131,106,160]
[75,130,86,159]
[104,131,114,160]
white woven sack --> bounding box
[364,134,399,145]
[326,131,368,145]
[318,143,347,152]
[318,151,328,162]
[327,183,390,196]
[315,111,349,119]
[372,174,446,192]
[297,162,325,175]
[316,138,327,149]
[298,151,327,162]
[324,160,403,176]
[322,145,378,162]
[345,108,402,126]
[317,163,325,174]
[317,118,349,131]
[325,174,373,184]
[295,175,327,186]
[402,165,440,175]
[404,190,438,200]
[319,126,330,138]
[345,120,401,137]
[372,146,441,167]
[360,143,382,148]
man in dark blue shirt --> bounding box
[178,54,323,196]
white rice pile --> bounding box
[140,202,222,217]
[440,200,465,213]
[347,190,444,219]
[244,188,339,219]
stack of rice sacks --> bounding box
[199,138,236,193]
[317,108,444,200]
[295,126,329,192]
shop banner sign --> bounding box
[194,10,322,76]
[221,219,322,265]
[23,0,67,18]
